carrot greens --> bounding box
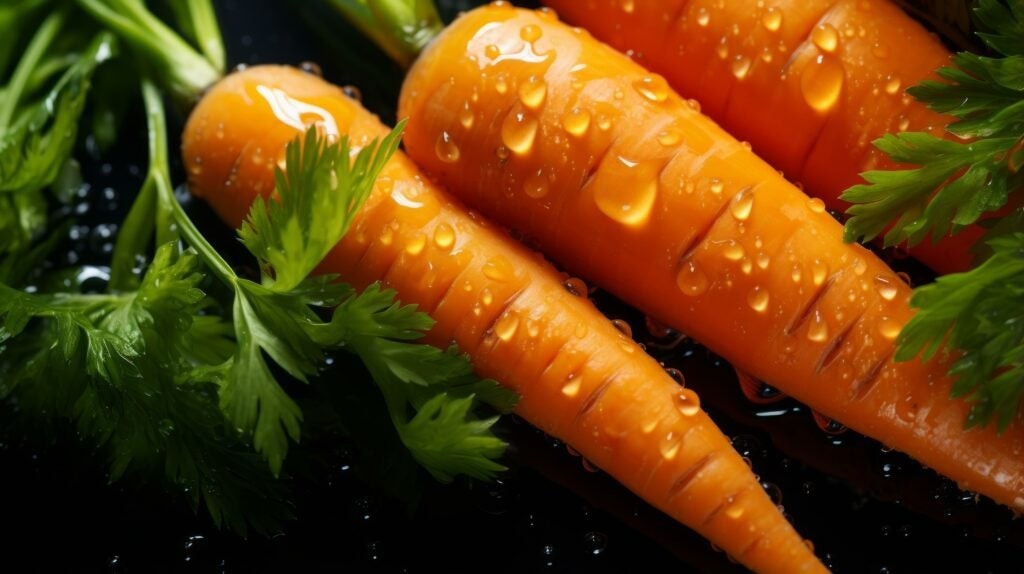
[843,0,1024,430]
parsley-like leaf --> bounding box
[239,123,403,292]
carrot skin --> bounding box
[396,5,1024,512]
[182,65,827,574]
[543,0,983,274]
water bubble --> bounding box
[563,277,587,296]
[878,317,901,340]
[520,24,542,43]
[405,234,427,255]
[435,131,461,163]
[730,185,755,220]
[874,275,898,300]
[633,75,669,103]
[525,169,550,198]
[762,7,782,31]
[731,56,752,80]
[502,111,539,155]
[592,155,659,226]
[675,387,701,416]
[807,197,826,213]
[884,75,901,95]
[801,54,844,112]
[676,260,709,296]
[807,309,829,342]
[657,128,682,146]
[562,107,591,136]
[433,223,455,250]
[747,286,770,313]
[811,23,839,53]
[485,44,501,59]
[583,531,608,556]
[562,373,582,397]
[494,312,520,342]
[483,256,514,282]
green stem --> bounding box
[0,8,66,136]
[171,0,226,73]
[139,78,237,289]
[326,0,442,68]
[77,0,221,103]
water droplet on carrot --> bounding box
[484,44,501,60]
[433,223,455,250]
[731,56,752,80]
[519,75,547,109]
[435,131,460,163]
[800,54,844,112]
[657,129,682,146]
[495,73,508,94]
[898,116,910,131]
[596,113,613,131]
[633,75,669,102]
[501,111,539,155]
[874,275,898,300]
[760,48,774,63]
[563,277,587,296]
[696,7,710,27]
[483,255,514,282]
[494,312,520,342]
[879,317,901,340]
[722,239,745,261]
[885,75,901,95]
[715,38,730,60]
[676,388,701,416]
[747,286,770,313]
[807,309,829,342]
[762,7,782,31]
[405,233,426,255]
[562,374,583,397]
[807,197,826,213]
[660,431,681,460]
[641,419,658,434]
[526,319,541,338]
[520,24,542,43]
[811,23,839,53]
[686,98,702,112]
[524,169,550,198]
[791,265,802,283]
[379,225,394,246]
[611,318,633,338]
[620,0,635,14]
[852,257,867,275]
[725,499,745,519]
[811,259,828,286]
[676,260,709,296]
[460,102,475,128]
[562,107,591,136]
[481,287,494,306]
[730,185,755,221]
[665,367,686,386]
[710,178,724,194]
[741,258,753,275]
[592,156,659,226]
[756,252,770,270]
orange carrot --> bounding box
[542,0,983,275]
[394,4,1024,511]
[181,65,827,574]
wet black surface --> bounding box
[1,1,1021,572]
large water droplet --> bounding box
[811,259,828,286]
[433,223,455,250]
[731,56,752,80]
[592,156,659,226]
[676,260,709,296]
[520,24,542,43]
[660,431,681,460]
[501,111,539,155]
[405,234,427,255]
[483,255,515,282]
[874,275,898,301]
[878,317,901,340]
[633,75,669,103]
[657,128,682,146]
[494,312,520,342]
[675,387,701,416]
[435,131,460,163]
[524,169,550,198]
[696,7,710,27]
[730,185,755,221]
[519,75,547,109]
[811,23,839,53]
[562,106,591,136]
[721,239,745,261]
[747,286,770,313]
[801,54,844,112]
[884,75,901,95]
[762,7,782,31]
[485,44,501,59]
[562,374,583,397]
[460,102,475,128]
[807,309,829,342]
[807,197,826,213]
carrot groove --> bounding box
[396,4,1024,511]
[182,65,826,574]
[543,0,984,274]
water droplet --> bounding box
[762,7,782,31]
[502,112,539,155]
[879,317,901,340]
[405,234,427,255]
[730,185,755,221]
[660,431,681,460]
[657,129,682,146]
[665,367,686,386]
[592,155,659,226]
[633,75,669,102]
[811,259,828,286]
[710,178,724,194]
[562,373,582,397]
[525,169,550,198]
[433,223,455,250]
[435,131,460,163]
[852,257,867,276]
[748,286,770,313]
[343,85,362,103]
[480,288,495,307]
[379,225,394,245]
[898,116,910,131]
[791,265,802,283]
[460,102,475,128]
[807,197,826,213]
[686,98,702,112]
[807,309,829,342]
[519,76,547,109]
[676,260,709,296]
[496,145,510,160]
[611,318,633,338]
[722,239,745,261]
[583,532,608,556]
[725,499,745,519]
[874,275,898,300]
[495,73,508,94]
[884,75,901,95]
[563,277,587,297]
[494,312,520,342]
[526,319,541,338]
[731,56,752,80]
[756,252,770,270]
[715,38,730,60]
[520,24,542,43]
[620,0,635,14]
[675,388,701,416]
[696,7,710,27]
[483,255,515,282]
[485,44,501,59]
[562,107,591,136]
[811,23,839,53]
[801,54,844,112]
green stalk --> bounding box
[168,0,226,73]
[325,0,442,68]
[0,9,66,136]
[76,0,221,103]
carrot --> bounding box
[393,4,1024,511]
[542,0,983,275]
[181,65,827,574]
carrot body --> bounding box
[542,0,982,275]
[396,5,1024,511]
[181,65,826,574]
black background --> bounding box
[1,1,1021,572]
